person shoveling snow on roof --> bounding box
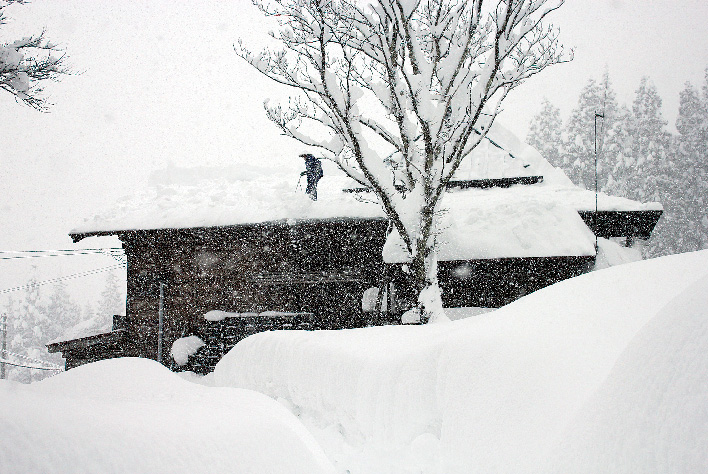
[300,153,323,201]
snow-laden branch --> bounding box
[0,2,70,111]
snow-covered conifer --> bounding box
[662,80,708,254]
[563,71,622,191]
[527,97,564,169]
[97,271,124,319]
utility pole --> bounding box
[1,314,7,379]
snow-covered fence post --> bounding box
[238,0,569,322]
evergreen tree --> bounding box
[670,81,708,252]
[97,271,124,320]
[8,275,46,382]
[611,77,670,202]
[527,98,564,169]
[563,71,625,191]
[6,276,87,382]
[647,79,708,257]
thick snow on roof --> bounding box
[213,250,708,473]
[71,124,661,237]
[384,189,597,261]
[71,163,383,235]
[453,121,570,184]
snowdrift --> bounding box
[213,250,708,473]
[543,272,708,473]
[0,358,335,474]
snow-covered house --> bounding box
[48,124,662,371]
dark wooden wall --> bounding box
[119,219,389,361]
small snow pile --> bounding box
[0,358,335,474]
[593,237,643,270]
[170,335,205,366]
[204,310,310,320]
[213,250,708,473]
[204,309,243,321]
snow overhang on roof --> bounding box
[383,190,598,263]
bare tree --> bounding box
[238,0,568,322]
[1,0,68,111]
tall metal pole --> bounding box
[594,112,604,252]
[157,282,165,364]
[1,314,6,379]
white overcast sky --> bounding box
[1,0,708,301]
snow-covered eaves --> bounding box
[46,329,125,353]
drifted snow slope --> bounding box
[213,250,708,473]
[543,272,708,473]
[0,358,335,474]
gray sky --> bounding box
[1,0,708,306]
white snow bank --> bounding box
[0,358,335,474]
[213,250,708,473]
[170,335,205,366]
[542,273,708,473]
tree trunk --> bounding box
[408,203,448,324]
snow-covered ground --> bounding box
[213,249,708,473]
[0,358,335,474]
[2,250,707,473]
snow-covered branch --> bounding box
[0,2,70,111]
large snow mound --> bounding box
[0,358,335,474]
[213,250,708,473]
[543,273,708,473]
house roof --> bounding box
[70,123,662,260]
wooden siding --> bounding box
[118,219,389,362]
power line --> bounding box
[0,348,62,368]
[0,264,125,294]
[0,358,62,371]
[0,248,123,253]
[0,248,124,261]
[0,349,63,372]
